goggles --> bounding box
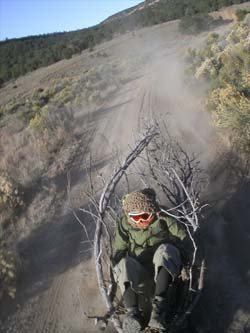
[128,212,153,223]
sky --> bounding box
[0,0,143,40]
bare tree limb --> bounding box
[93,127,158,332]
[79,119,206,332]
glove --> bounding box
[181,266,190,281]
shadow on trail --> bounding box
[52,155,110,191]
[0,151,110,325]
[74,99,133,132]
[223,182,250,285]
[19,155,111,300]
[0,204,96,323]
[190,151,250,333]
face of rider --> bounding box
[127,211,156,229]
[122,189,159,229]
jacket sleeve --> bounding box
[113,217,129,265]
[165,216,193,263]
[166,216,187,242]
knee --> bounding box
[153,243,181,280]
[156,243,180,255]
[114,256,141,276]
[116,256,136,268]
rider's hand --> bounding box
[181,266,190,281]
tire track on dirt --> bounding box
[39,275,66,333]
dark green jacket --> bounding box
[113,212,189,265]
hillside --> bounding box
[1,0,250,85]
[0,2,250,333]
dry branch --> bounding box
[94,128,158,332]
[78,120,206,332]
[173,259,206,328]
[139,120,206,295]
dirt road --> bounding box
[1,19,249,333]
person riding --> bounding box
[112,188,191,332]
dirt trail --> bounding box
[0,71,151,333]
[1,19,249,333]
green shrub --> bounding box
[244,13,250,25]
[0,245,21,299]
[56,88,75,106]
[206,32,220,46]
[28,106,49,134]
[236,9,250,21]
[185,21,250,153]
[207,84,250,152]
[179,14,214,34]
[0,174,24,209]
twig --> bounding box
[67,172,92,243]
[94,128,158,332]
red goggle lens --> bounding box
[129,213,151,222]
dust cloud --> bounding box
[110,21,250,333]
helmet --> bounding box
[122,188,159,229]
